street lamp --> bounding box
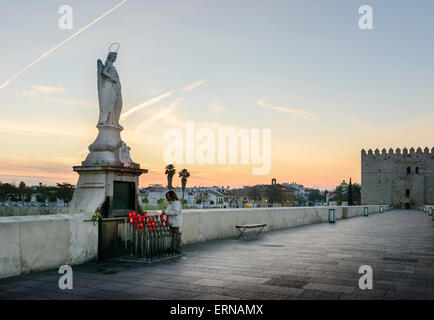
[328,208,335,223]
[364,207,369,216]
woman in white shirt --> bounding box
[165,190,182,253]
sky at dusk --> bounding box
[1,0,434,189]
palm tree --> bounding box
[335,184,344,205]
[352,183,361,204]
[178,169,191,200]
[165,164,176,189]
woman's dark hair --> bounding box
[166,190,179,202]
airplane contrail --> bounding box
[120,90,173,121]
[137,98,183,130]
[183,80,205,91]
[0,0,128,90]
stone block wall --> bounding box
[0,205,385,278]
[0,214,97,279]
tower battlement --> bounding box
[361,147,434,159]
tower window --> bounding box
[406,167,411,175]
[406,189,410,198]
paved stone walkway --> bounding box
[1,210,433,300]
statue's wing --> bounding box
[97,59,104,85]
[97,59,103,71]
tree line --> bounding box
[0,181,75,206]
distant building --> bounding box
[138,185,238,208]
[207,190,224,207]
[233,182,295,208]
[282,182,306,206]
[139,184,167,206]
[361,147,434,209]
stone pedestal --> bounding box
[85,124,123,166]
[69,122,147,217]
[69,165,147,217]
